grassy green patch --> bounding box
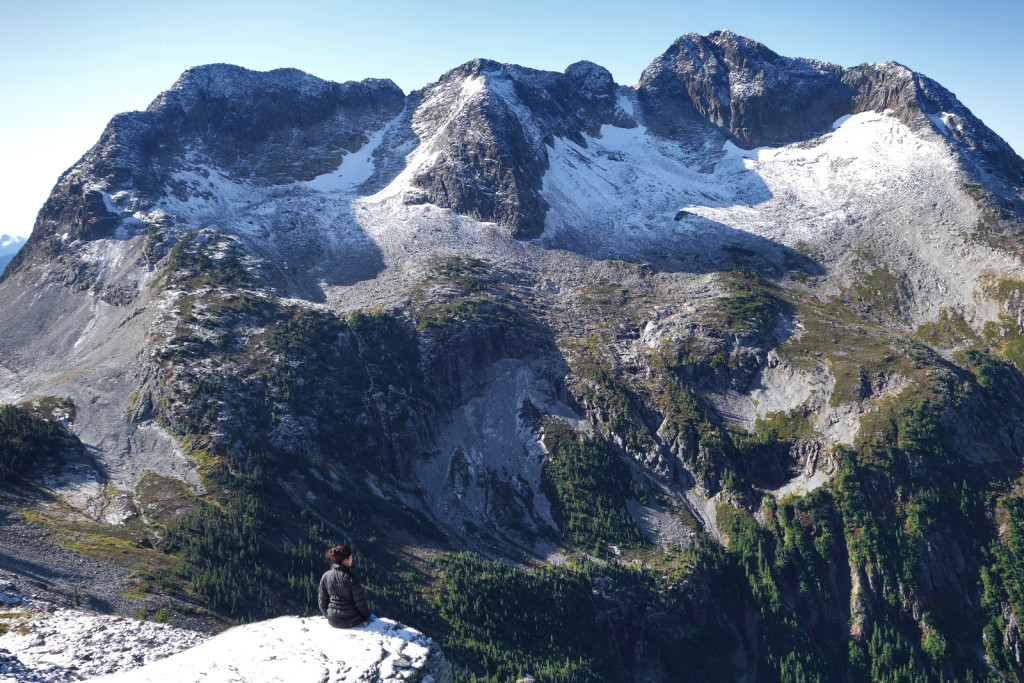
[982,316,1024,370]
[915,308,979,348]
[754,406,814,441]
[561,333,656,452]
[852,264,907,321]
[18,508,176,577]
[410,256,523,339]
[415,297,520,336]
[650,336,728,374]
[577,278,652,323]
[992,278,1024,306]
[780,297,942,407]
[135,471,197,524]
[715,269,789,330]
[160,231,253,290]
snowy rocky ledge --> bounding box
[0,574,452,682]
[0,573,203,682]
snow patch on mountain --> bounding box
[1,572,451,683]
[684,110,966,241]
[533,104,1013,322]
[538,113,766,261]
[540,109,968,255]
[304,122,392,194]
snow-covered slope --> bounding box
[5,32,1020,308]
[1,31,1024,681]
[538,104,1009,321]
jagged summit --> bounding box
[636,30,1024,182]
[637,30,846,146]
[155,63,350,106]
[6,30,1022,278]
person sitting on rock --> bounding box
[318,544,372,628]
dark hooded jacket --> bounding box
[318,564,371,628]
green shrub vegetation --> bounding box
[577,278,653,324]
[715,269,790,330]
[410,256,523,338]
[852,264,908,321]
[754,407,814,442]
[540,419,644,554]
[915,308,979,349]
[161,231,252,290]
[781,296,947,407]
[429,553,624,682]
[0,401,73,482]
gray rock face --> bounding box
[636,30,849,147]
[6,65,406,290]
[635,30,1024,188]
[149,65,406,186]
[408,58,633,239]
[4,33,1024,680]
[6,30,1022,286]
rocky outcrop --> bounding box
[635,30,1024,188]
[636,30,849,147]
[408,59,633,239]
[5,66,406,286]
[0,587,451,683]
[0,575,205,682]
[89,617,451,683]
[6,31,1024,682]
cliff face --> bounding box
[3,31,1024,681]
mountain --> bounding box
[3,30,1024,681]
[0,234,26,275]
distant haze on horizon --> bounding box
[2,0,1021,240]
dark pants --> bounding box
[326,614,367,629]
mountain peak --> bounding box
[564,60,616,99]
[150,63,403,114]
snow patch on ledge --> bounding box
[0,575,204,683]
[304,124,391,194]
[90,616,453,683]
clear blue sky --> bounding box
[2,0,1021,239]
